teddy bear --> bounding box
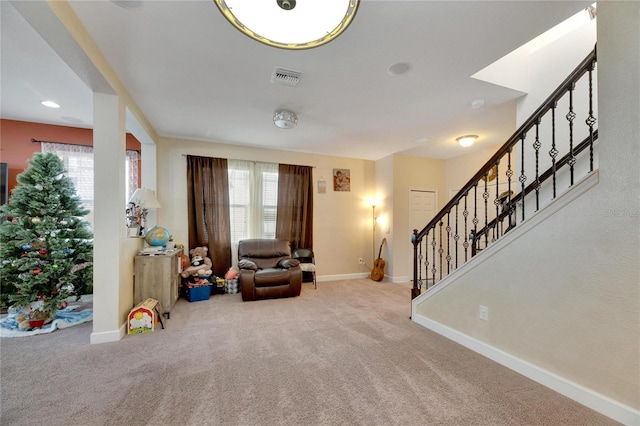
[181,246,213,278]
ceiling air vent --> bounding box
[271,67,302,87]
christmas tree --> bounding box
[0,152,93,316]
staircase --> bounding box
[411,47,598,298]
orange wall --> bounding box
[0,119,141,195]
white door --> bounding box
[409,190,436,235]
[409,190,436,277]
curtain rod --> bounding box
[182,154,315,168]
[31,138,140,153]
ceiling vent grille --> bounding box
[271,68,302,87]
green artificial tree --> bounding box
[0,152,93,318]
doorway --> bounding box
[409,190,436,277]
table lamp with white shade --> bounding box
[126,188,161,236]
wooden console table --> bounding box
[134,249,182,319]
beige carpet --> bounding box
[0,279,618,426]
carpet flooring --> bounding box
[0,279,618,425]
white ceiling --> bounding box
[1,1,593,161]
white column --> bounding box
[140,143,159,229]
[91,92,127,344]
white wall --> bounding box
[373,155,394,278]
[445,145,503,195]
[389,154,446,282]
[155,138,375,279]
[413,2,640,421]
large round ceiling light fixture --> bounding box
[214,0,360,50]
[274,110,298,129]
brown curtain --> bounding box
[275,164,313,250]
[186,155,232,276]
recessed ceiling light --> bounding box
[387,62,412,76]
[111,0,143,9]
[41,100,60,108]
[62,116,84,124]
[471,99,485,109]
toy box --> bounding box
[225,279,239,294]
[188,285,211,302]
[128,298,160,334]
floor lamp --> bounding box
[371,204,376,264]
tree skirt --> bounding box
[0,305,93,338]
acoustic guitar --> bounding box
[370,238,387,281]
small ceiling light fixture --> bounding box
[456,135,478,147]
[471,99,485,109]
[387,62,412,76]
[214,0,360,50]
[41,100,60,108]
[273,110,298,129]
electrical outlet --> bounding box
[358,258,364,264]
[479,305,489,321]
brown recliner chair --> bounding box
[238,239,302,301]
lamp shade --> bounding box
[128,188,161,209]
[214,0,360,50]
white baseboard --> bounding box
[317,273,412,284]
[318,272,369,282]
[412,314,640,426]
[90,324,125,344]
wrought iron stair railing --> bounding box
[411,47,598,299]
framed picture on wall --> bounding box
[318,179,327,194]
[333,169,351,192]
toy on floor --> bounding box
[180,246,213,278]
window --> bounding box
[228,160,278,244]
[41,142,139,230]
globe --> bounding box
[144,226,171,247]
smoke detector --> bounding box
[273,110,298,129]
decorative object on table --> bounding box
[128,298,163,334]
[333,169,350,192]
[127,187,161,237]
[126,225,140,238]
[370,238,387,282]
[144,225,171,247]
[180,246,213,278]
[0,152,94,317]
